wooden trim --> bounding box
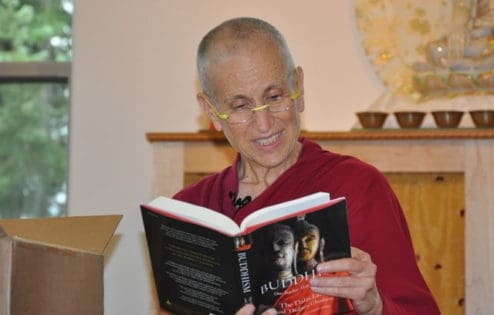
[0,62,70,81]
[146,128,494,142]
[147,131,227,142]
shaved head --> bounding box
[197,17,295,100]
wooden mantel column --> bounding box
[147,129,494,315]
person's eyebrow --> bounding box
[222,83,285,104]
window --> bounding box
[0,0,72,218]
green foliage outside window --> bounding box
[0,0,72,218]
[0,0,71,61]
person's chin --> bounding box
[299,255,311,261]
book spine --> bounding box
[233,236,254,305]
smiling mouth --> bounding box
[255,132,281,146]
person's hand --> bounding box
[310,247,383,315]
[235,304,277,315]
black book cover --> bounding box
[141,195,353,315]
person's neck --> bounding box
[237,142,302,199]
[299,259,318,273]
[277,270,294,280]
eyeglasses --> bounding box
[206,91,301,124]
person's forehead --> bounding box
[213,36,285,67]
[210,47,288,97]
[305,227,320,236]
[212,31,274,56]
[276,229,294,239]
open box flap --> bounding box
[0,215,122,254]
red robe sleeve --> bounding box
[322,158,440,314]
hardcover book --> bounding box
[141,192,353,315]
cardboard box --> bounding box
[0,215,122,315]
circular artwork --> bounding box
[355,0,494,101]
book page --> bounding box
[240,192,332,233]
[145,197,241,235]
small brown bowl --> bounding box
[469,110,494,128]
[394,111,426,128]
[356,111,388,129]
[431,110,464,128]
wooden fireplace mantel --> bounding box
[147,129,494,314]
[146,128,494,142]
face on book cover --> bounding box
[266,224,296,274]
[297,224,320,262]
[204,35,305,170]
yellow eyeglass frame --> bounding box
[206,91,301,124]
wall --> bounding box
[69,1,382,314]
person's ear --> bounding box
[197,92,222,131]
[294,66,305,112]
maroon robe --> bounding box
[174,138,440,314]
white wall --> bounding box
[69,1,383,314]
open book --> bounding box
[141,192,353,315]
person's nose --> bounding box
[252,105,274,131]
[273,243,280,251]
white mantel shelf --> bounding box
[147,129,494,315]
